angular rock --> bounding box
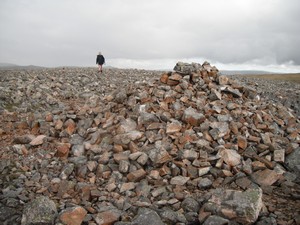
[131,208,164,225]
[170,176,190,185]
[29,135,46,146]
[120,182,135,193]
[13,134,35,144]
[221,86,242,98]
[182,107,205,126]
[285,147,300,178]
[116,118,137,134]
[203,215,229,225]
[273,149,285,163]
[218,149,241,167]
[217,75,229,85]
[209,122,230,140]
[21,196,57,225]
[148,147,172,166]
[181,197,200,212]
[56,142,71,158]
[166,119,182,134]
[59,206,87,225]
[138,112,159,126]
[113,131,143,145]
[93,209,121,225]
[198,177,213,189]
[209,89,222,101]
[127,169,147,182]
[237,135,247,150]
[201,187,263,224]
[251,169,281,186]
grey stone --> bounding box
[131,208,164,225]
[0,158,10,173]
[182,107,205,126]
[0,204,19,221]
[203,215,229,225]
[119,160,130,173]
[221,86,242,98]
[60,163,74,179]
[114,90,127,103]
[209,89,222,101]
[158,208,178,224]
[13,134,35,144]
[170,176,190,185]
[181,197,200,212]
[138,112,159,126]
[173,62,202,75]
[117,118,137,134]
[71,144,85,156]
[21,196,57,225]
[201,187,263,224]
[198,177,213,189]
[285,147,300,178]
[256,216,277,225]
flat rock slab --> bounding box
[200,187,263,224]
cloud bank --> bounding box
[0,0,299,72]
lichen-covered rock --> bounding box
[200,187,263,224]
[21,196,57,225]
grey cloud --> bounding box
[0,0,299,70]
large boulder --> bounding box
[21,196,57,225]
[200,187,263,224]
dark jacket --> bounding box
[96,54,105,65]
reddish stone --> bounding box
[160,73,169,84]
[59,206,87,225]
[248,135,261,143]
[64,119,76,135]
[45,113,53,122]
[55,119,64,130]
[166,121,182,134]
[237,136,247,150]
[29,135,46,146]
[56,143,71,158]
[127,169,147,182]
[167,79,180,86]
[169,73,182,81]
[251,169,281,186]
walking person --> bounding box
[96,52,105,73]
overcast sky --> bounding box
[0,0,300,72]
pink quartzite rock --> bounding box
[59,206,87,225]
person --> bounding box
[96,52,105,73]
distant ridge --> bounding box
[0,62,45,70]
[0,62,19,67]
[220,70,273,75]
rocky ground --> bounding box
[0,62,299,225]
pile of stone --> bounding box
[231,75,300,117]
[0,62,299,225]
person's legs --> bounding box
[98,64,102,72]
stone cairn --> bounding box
[0,62,299,225]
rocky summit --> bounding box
[0,62,299,225]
